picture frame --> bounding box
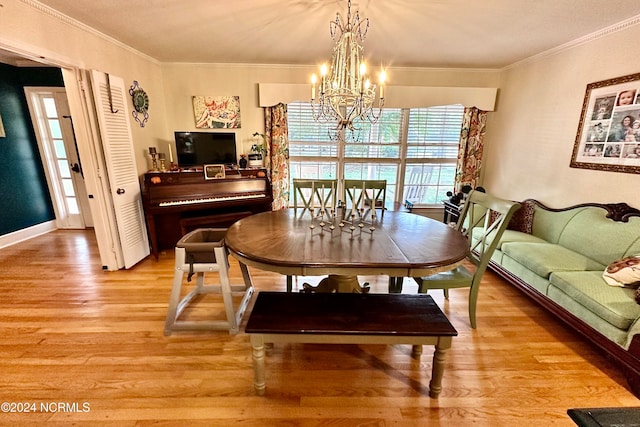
[192,95,241,129]
[204,164,225,180]
[570,72,640,174]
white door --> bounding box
[25,88,92,228]
[89,70,149,268]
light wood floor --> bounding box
[0,230,637,426]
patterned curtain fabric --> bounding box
[454,107,488,193]
[264,103,290,210]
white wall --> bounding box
[161,64,314,156]
[484,22,640,208]
[161,63,501,157]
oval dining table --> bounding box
[224,208,469,293]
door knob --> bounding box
[70,163,80,173]
[116,188,125,195]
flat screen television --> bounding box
[174,131,237,167]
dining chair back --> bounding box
[343,179,387,217]
[292,179,338,213]
[412,190,521,328]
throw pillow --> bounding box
[489,199,535,234]
[602,255,640,288]
[507,199,535,234]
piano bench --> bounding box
[179,211,253,236]
[164,228,254,335]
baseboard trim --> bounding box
[0,221,57,249]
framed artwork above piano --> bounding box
[142,167,273,259]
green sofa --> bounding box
[484,200,640,397]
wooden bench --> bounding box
[244,291,458,398]
[567,407,640,426]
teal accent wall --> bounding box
[0,64,64,236]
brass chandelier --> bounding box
[311,0,386,140]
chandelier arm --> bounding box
[311,0,386,142]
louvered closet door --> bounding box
[90,70,150,268]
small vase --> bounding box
[239,156,248,169]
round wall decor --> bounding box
[129,80,149,127]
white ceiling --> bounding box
[12,0,640,69]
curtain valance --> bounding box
[258,83,498,111]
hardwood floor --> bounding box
[0,229,637,426]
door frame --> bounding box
[0,40,121,270]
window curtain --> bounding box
[454,107,488,193]
[264,103,290,210]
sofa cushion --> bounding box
[558,209,640,266]
[501,242,606,279]
[603,255,640,288]
[531,206,585,244]
[471,228,547,251]
[547,285,630,346]
[501,253,553,294]
[494,229,547,249]
[549,271,640,330]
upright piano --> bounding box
[142,168,273,259]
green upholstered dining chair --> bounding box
[343,179,387,217]
[412,190,521,328]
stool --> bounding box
[164,228,254,335]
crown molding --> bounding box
[21,0,160,66]
[503,14,640,71]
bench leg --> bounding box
[250,335,266,395]
[429,336,452,398]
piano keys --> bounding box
[142,169,273,259]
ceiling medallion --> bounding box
[129,80,149,127]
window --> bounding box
[404,105,464,205]
[287,102,464,207]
